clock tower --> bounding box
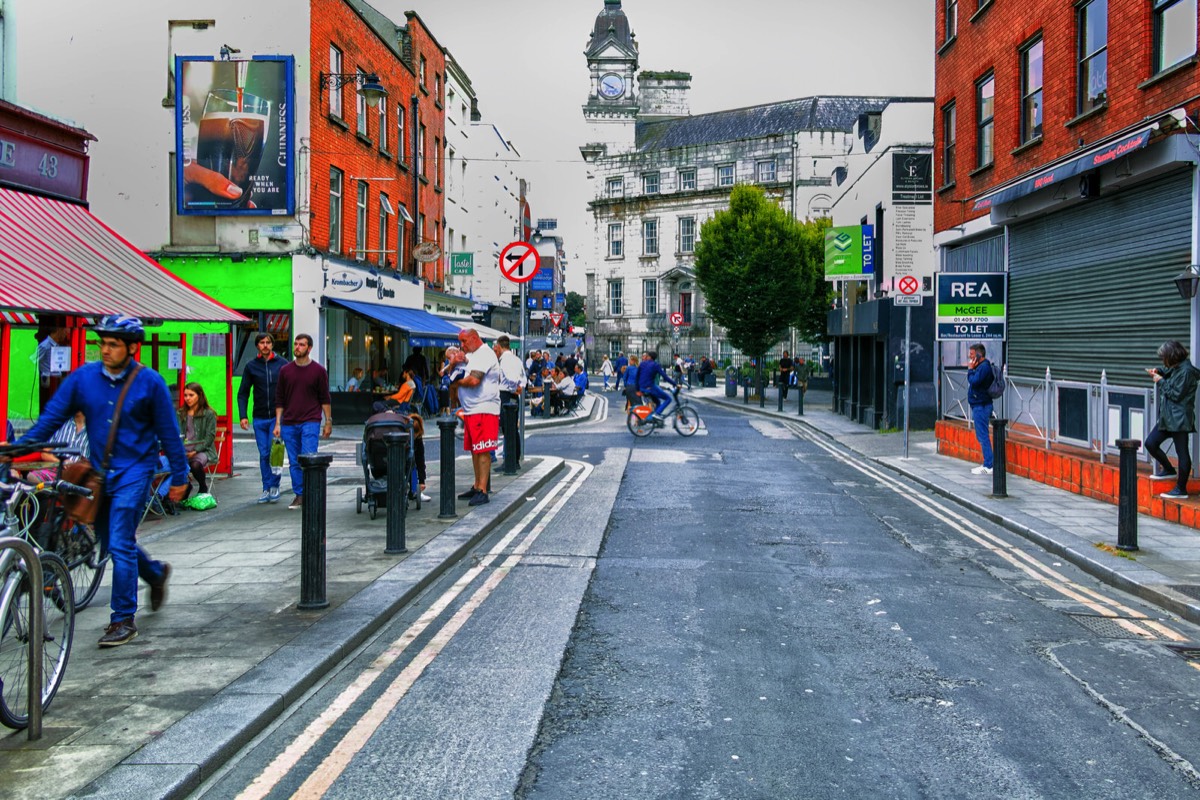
[581,0,639,160]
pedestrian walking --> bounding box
[17,315,185,647]
[453,328,501,506]
[779,350,793,400]
[614,352,628,391]
[273,333,333,509]
[1145,339,1200,499]
[966,343,996,475]
[600,355,615,390]
[238,332,286,504]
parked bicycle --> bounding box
[627,385,701,437]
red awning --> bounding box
[0,186,247,323]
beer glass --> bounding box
[193,89,270,209]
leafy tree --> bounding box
[565,291,586,324]
[695,186,831,373]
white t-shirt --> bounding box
[498,350,527,393]
[459,345,501,415]
[555,375,577,396]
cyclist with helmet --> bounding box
[18,315,188,647]
[635,350,677,425]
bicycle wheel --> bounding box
[57,523,106,611]
[673,406,701,437]
[627,409,654,438]
[0,552,75,729]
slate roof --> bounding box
[588,0,636,54]
[635,96,896,152]
[342,0,404,59]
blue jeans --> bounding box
[645,384,672,417]
[281,420,321,496]
[253,418,282,492]
[972,403,994,469]
[96,469,165,623]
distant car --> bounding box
[572,326,586,336]
[546,330,565,347]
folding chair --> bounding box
[140,469,178,523]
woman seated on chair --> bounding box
[178,381,218,496]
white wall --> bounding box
[10,0,311,251]
[462,122,522,305]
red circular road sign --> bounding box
[499,240,539,284]
[669,312,685,326]
[898,275,920,295]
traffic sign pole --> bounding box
[903,305,912,460]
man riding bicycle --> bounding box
[635,351,677,425]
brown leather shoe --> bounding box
[98,618,138,648]
[150,563,171,612]
[289,495,303,509]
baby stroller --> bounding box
[356,407,421,520]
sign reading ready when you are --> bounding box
[935,272,1007,341]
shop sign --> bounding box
[0,127,88,202]
[892,153,932,205]
[935,272,1007,341]
[824,225,874,280]
[450,252,473,275]
[531,266,554,292]
[325,269,397,301]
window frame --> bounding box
[434,136,442,187]
[606,176,624,198]
[378,193,391,266]
[418,124,426,177]
[945,0,958,41]
[717,163,735,187]
[942,102,957,185]
[1153,0,1197,75]
[608,222,624,258]
[397,107,407,163]
[679,216,696,253]
[356,68,369,137]
[642,218,659,256]
[377,96,388,153]
[329,167,343,254]
[679,168,697,191]
[420,55,427,87]
[355,181,369,261]
[642,172,660,195]
[1020,36,1044,144]
[756,159,777,183]
[608,279,624,316]
[1077,0,1108,114]
[643,279,658,315]
[975,72,995,169]
[328,45,343,118]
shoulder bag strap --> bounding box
[101,362,143,473]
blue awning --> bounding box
[328,298,462,347]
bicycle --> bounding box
[627,385,701,438]
[0,442,92,729]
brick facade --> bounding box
[934,0,1200,234]
[308,1,446,286]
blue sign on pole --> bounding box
[531,268,554,292]
[526,296,537,309]
[555,292,565,305]
[542,296,552,309]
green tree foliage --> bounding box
[694,185,831,358]
[565,291,586,323]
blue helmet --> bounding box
[93,314,145,343]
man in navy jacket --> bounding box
[966,343,996,475]
[636,351,677,423]
[237,332,287,503]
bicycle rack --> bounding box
[0,536,44,740]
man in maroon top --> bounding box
[273,334,333,508]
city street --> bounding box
[188,399,1200,799]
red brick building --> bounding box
[934,0,1200,441]
[309,0,447,286]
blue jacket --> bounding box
[636,359,675,391]
[238,353,286,421]
[967,359,995,407]
[21,361,189,488]
[615,355,628,373]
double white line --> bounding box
[239,460,594,800]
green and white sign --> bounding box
[824,225,874,280]
[450,252,474,275]
[935,272,1007,341]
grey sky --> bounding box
[377,0,935,292]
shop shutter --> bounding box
[1007,169,1192,387]
[943,234,1004,273]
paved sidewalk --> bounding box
[0,418,574,798]
[694,384,1200,629]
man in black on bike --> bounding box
[635,351,677,425]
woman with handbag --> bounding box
[178,382,218,497]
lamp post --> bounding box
[318,72,388,108]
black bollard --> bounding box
[384,431,410,554]
[437,416,458,520]
[798,385,805,416]
[777,382,784,412]
[502,399,520,476]
[298,453,333,610]
[990,419,1008,498]
[1116,438,1141,551]
[743,378,749,405]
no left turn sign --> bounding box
[499,240,539,284]
[898,275,920,295]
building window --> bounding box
[680,292,692,324]
[679,216,696,253]
[356,69,368,137]
[643,279,658,315]
[942,102,956,184]
[434,137,442,186]
[609,340,621,359]
[1020,38,1043,143]
[435,73,442,103]
[756,160,777,183]
[608,222,624,258]
[642,219,659,256]
[329,167,343,254]
[378,194,391,266]
[418,124,426,176]
[398,205,410,269]
[1154,0,1196,74]
[417,212,425,243]
[377,97,388,152]
[397,107,407,162]
[420,55,427,87]
[608,279,623,316]
[976,73,995,168]
[642,172,660,195]
[679,168,696,190]
[717,163,735,187]
[606,177,624,198]
[447,147,455,193]
[355,181,369,260]
[1078,0,1108,113]
[328,45,343,117]
[945,0,958,41]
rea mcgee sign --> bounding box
[935,272,1007,341]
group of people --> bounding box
[525,349,588,416]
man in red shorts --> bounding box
[452,328,501,506]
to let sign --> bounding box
[935,272,1007,341]
[0,127,88,203]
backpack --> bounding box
[986,360,1006,399]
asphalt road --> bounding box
[197,397,1200,799]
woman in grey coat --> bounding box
[1145,340,1200,499]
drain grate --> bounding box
[1067,614,1161,639]
[1165,643,1200,661]
[1167,585,1200,601]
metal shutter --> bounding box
[1007,169,1192,387]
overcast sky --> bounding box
[377,0,935,292]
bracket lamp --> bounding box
[319,72,388,108]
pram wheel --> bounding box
[356,488,363,514]
[368,495,378,520]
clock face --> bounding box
[599,73,625,99]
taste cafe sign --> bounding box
[0,127,88,203]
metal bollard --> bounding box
[0,538,44,739]
[759,371,765,409]
[798,385,805,416]
[437,416,458,520]
[777,382,784,412]
[502,399,520,476]
[298,453,333,610]
[1116,438,1141,551]
[743,378,749,405]
[384,431,410,554]
[991,418,1008,498]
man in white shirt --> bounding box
[494,335,527,461]
[452,328,501,506]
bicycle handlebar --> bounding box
[53,480,93,499]
[0,441,82,459]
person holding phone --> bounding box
[1145,340,1200,498]
[966,343,996,475]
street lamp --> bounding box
[1174,264,1200,299]
[318,72,388,108]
